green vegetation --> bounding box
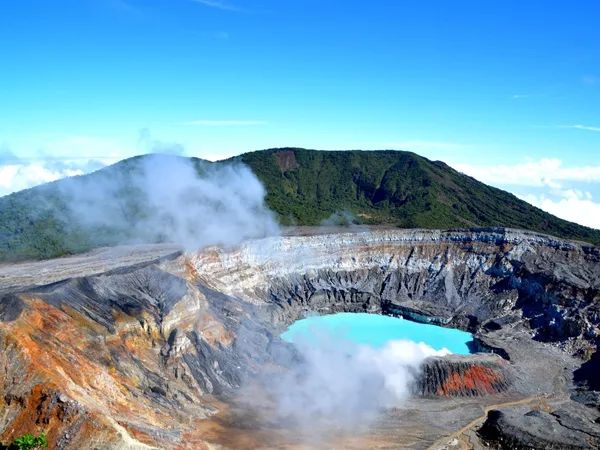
[0,433,48,450]
[0,149,598,262]
[238,149,600,243]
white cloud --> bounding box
[0,135,133,196]
[453,158,600,188]
[518,190,600,229]
[183,120,268,126]
[0,131,198,196]
[0,160,103,197]
[565,124,600,132]
[451,158,600,229]
[12,134,137,164]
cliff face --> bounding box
[193,228,600,348]
[0,248,290,449]
[0,229,599,449]
[416,354,512,397]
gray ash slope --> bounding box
[0,227,599,449]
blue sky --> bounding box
[0,0,599,227]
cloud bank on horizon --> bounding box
[0,149,106,195]
[453,159,600,230]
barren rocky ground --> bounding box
[1,228,599,449]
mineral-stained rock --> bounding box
[415,354,512,397]
[0,252,290,448]
[0,228,598,449]
[193,227,600,349]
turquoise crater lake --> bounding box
[281,312,475,355]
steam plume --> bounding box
[268,328,450,433]
[58,154,280,251]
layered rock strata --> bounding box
[416,354,512,397]
[0,228,598,449]
[193,228,600,351]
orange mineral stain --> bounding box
[437,365,503,396]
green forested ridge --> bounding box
[1,148,598,261]
[238,149,599,242]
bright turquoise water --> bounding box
[281,312,474,355]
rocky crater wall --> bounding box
[193,228,600,352]
[0,228,598,449]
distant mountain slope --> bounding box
[238,149,599,241]
[0,149,598,261]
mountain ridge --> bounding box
[0,148,598,261]
[236,148,598,237]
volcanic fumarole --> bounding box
[1,227,599,449]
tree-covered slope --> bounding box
[0,149,598,261]
[238,149,599,243]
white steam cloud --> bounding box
[270,330,449,433]
[59,154,280,250]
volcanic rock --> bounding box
[0,228,598,449]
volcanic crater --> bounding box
[1,228,599,449]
